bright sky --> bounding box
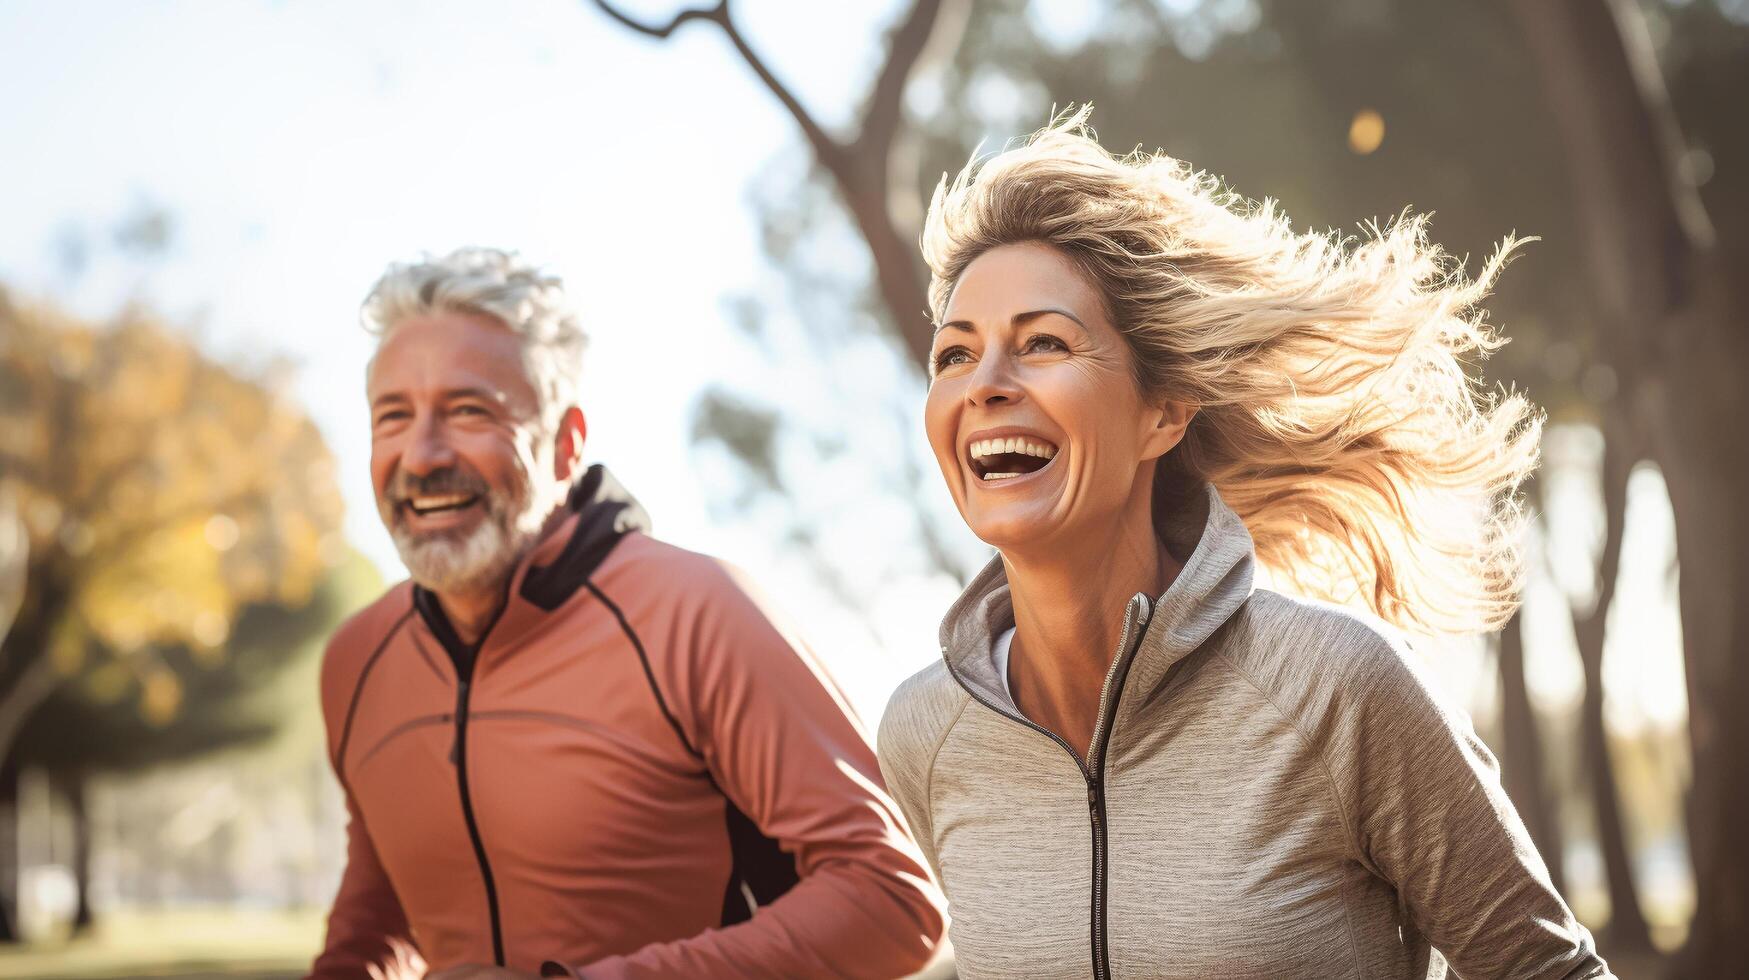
[0,0,1687,735]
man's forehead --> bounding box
[366,312,536,404]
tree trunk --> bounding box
[0,759,16,942]
[1571,421,1651,954]
[56,770,93,935]
[1511,1,1748,970]
[1498,608,1565,895]
[1659,312,1749,977]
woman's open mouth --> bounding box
[968,436,1059,483]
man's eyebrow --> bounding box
[370,392,409,409]
[441,386,505,403]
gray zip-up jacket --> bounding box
[877,484,1610,979]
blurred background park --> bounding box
[0,0,1744,976]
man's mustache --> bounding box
[387,467,490,504]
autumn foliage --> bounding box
[0,290,344,758]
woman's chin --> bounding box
[963,505,1064,552]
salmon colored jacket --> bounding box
[309,466,945,978]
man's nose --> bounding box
[400,415,457,475]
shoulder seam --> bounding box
[922,687,972,847]
[1211,648,1371,970]
[1212,649,1365,863]
[332,605,415,791]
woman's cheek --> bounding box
[922,387,960,483]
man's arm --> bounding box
[308,617,415,980]
[307,791,413,979]
[545,563,945,980]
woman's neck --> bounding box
[1002,482,1181,760]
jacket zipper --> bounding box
[450,670,505,966]
[944,594,1152,980]
[1087,600,1148,980]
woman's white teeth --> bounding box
[968,438,1058,460]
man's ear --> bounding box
[1141,398,1197,461]
[552,406,588,481]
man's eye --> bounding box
[374,410,408,425]
[934,347,972,371]
[452,404,489,416]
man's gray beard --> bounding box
[390,479,560,595]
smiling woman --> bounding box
[877,109,1609,980]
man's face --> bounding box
[367,310,559,595]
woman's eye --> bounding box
[1024,334,1066,353]
[934,346,972,371]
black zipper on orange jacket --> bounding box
[418,588,506,968]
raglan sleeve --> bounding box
[876,672,947,885]
[306,634,413,980]
[543,561,946,980]
[1323,632,1614,979]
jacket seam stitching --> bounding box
[406,628,449,683]
[332,605,415,789]
[351,712,451,776]
[922,690,973,864]
[1213,651,1368,972]
[584,579,702,760]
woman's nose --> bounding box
[966,351,1023,407]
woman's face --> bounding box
[925,242,1191,552]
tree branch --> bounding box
[589,0,724,38]
[592,0,846,169]
[0,650,62,768]
[853,0,959,161]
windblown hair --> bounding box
[922,107,1541,634]
[362,246,586,434]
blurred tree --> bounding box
[1498,605,1567,895]
[0,291,345,939]
[11,551,376,933]
[1512,2,1749,973]
[592,0,970,365]
[596,0,986,604]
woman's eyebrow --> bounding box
[1013,307,1087,330]
[936,307,1087,334]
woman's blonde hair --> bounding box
[922,107,1540,634]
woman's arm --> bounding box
[1327,634,1613,979]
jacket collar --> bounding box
[413,463,651,673]
[938,481,1255,717]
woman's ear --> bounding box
[1141,398,1197,461]
[552,406,588,481]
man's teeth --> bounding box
[968,437,1059,460]
[409,494,475,513]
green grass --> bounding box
[0,907,324,979]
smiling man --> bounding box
[308,248,944,980]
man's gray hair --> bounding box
[362,247,586,433]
